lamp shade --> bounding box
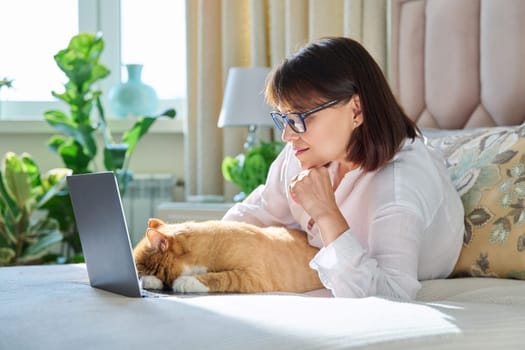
[217,67,274,128]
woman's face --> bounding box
[279,96,362,169]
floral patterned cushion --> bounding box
[424,124,525,279]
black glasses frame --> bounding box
[270,99,340,133]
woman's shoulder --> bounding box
[389,137,439,170]
[368,137,450,202]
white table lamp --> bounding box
[217,67,274,150]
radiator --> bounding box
[122,174,175,246]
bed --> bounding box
[2,1,525,349]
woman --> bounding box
[222,37,464,300]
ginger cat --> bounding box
[133,218,323,294]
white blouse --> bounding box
[222,137,465,300]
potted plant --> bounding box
[42,32,176,260]
[222,141,284,202]
[0,152,71,266]
[44,32,176,190]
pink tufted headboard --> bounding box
[389,0,525,129]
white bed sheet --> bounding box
[1,264,524,350]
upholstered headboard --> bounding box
[389,0,525,129]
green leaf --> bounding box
[20,153,42,189]
[104,144,128,171]
[44,110,97,158]
[21,219,63,260]
[0,207,17,246]
[3,152,32,208]
[243,153,268,193]
[42,168,73,188]
[43,109,69,123]
[222,155,243,184]
[37,170,72,208]
[54,33,109,88]
[96,95,114,145]
[67,255,85,264]
[0,166,18,217]
[122,117,156,157]
[122,108,176,157]
[221,157,236,182]
[0,171,20,245]
[47,135,68,154]
[0,247,16,265]
[221,141,284,196]
[161,108,177,118]
[56,140,92,174]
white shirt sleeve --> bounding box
[310,203,423,300]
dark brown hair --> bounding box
[265,36,419,172]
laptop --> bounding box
[67,171,171,298]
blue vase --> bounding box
[108,64,159,118]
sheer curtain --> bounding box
[185,0,388,202]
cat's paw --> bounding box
[173,276,209,293]
[140,275,164,290]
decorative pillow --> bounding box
[424,124,525,279]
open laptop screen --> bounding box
[67,172,142,297]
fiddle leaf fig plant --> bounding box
[222,141,284,201]
[0,152,71,266]
[44,32,176,190]
[42,32,176,258]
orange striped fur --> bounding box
[133,218,323,293]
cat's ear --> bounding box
[148,218,165,229]
[146,229,169,253]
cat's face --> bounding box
[133,218,185,287]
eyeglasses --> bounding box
[270,99,340,133]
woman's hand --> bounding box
[289,167,349,245]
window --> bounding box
[0,0,186,121]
